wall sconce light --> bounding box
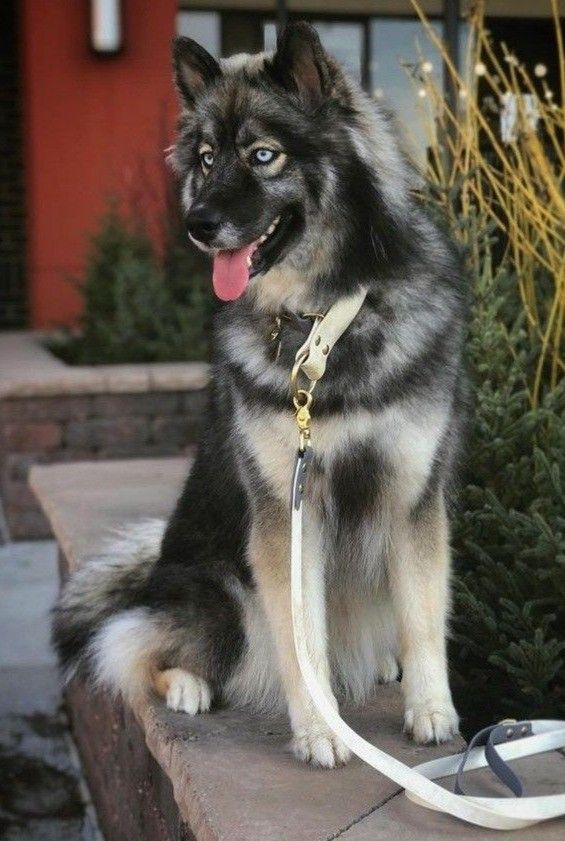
[90,0,122,56]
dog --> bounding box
[53,22,469,768]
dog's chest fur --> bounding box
[219,293,451,582]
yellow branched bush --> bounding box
[397,2,565,731]
[410,0,564,406]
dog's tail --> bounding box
[51,519,165,703]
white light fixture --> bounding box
[90,0,122,55]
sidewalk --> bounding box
[0,540,101,840]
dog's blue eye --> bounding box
[253,148,276,165]
[201,151,214,169]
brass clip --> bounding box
[290,315,323,452]
[293,389,313,452]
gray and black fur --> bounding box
[53,23,469,766]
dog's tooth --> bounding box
[246,256,252,267]
[265,215,281,237]
[259,234,267,243]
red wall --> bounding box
[21,0,178,328]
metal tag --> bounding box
[291,447,313,511]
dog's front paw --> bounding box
[291,725,351,768]
[404,700,459,744]
[159,668,212,715]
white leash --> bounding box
[287,295,565,831]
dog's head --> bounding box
[170,22,413,304]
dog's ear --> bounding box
[172,37,222,109]
[270,22,332,108]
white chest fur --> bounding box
[235,400,448,512]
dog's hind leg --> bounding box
[86,562,246,714]
[248,501,351,768]
[387,491,459,744]
[153,668,212,715]
[90,608,214,714]
[90,605,230,716]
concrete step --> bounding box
[0,539,101,839]
[30,458,565,841]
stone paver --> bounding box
[30,458,565,840]
[337,750,565,840]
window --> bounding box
[177,11,221,59]
[370,19,443,159]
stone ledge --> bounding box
[0,332,209,398]
[0,334,208,538]
[30,459,565,840]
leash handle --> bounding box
[290,447,565,830]
[454,721,532,797]
[288,294,565,830]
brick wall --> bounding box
[0,389,206,540]
[65,681,195,841]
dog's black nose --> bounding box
[185,205,221,244]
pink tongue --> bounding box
[212,243,257,301]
